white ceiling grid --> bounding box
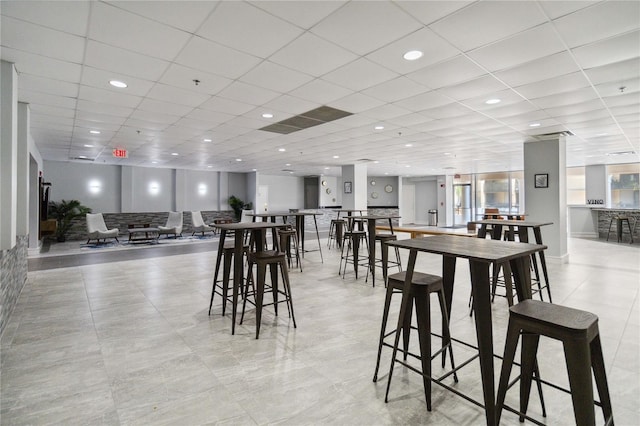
[0,0,638,177]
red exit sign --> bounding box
[112,148,128,158]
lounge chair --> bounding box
[86,213,119,243]
[158,211,183,238]
[191,211,214,236]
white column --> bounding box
[341,164,367,210]
[585,164,607,205]
[17,102,30,236]
[524,136,568,261]
[0,61,18,249]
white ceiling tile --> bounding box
[290,79,353,105]
[1,0,90,36]
[199,96,256,115]
[137,98,193,117]
[1,16,85,63]
[129,109,180,125]
[1,47,82,83]
[584,58,640,86]
[421,103,473,120]
[74,119,122,133]
[187,109,235,126]
[594,78,640,98]
[76,99,133,117]
[544,99,605,117]
[572,30,640,69]
[387,113,433,127]
[362,76,430,103]
[159,63,232,96]
[538,1,599,20]
[89,2,191,61]
[396,1,472,26]
[262,95,320,116]
[436,75,509,101]
[468,24,566,72]
[322,58,399,92]
[18,89,76,110]
[394,90,454,112]
[106,1,216,33]
[146,83,211,108]
[76,111,127,126]
[29,104,76,119]
[217,81,280,106]
[18,74,78,98]
[407,55,486,90]
[172,118,216,131]
[249,1,345,29]
[329,92,386,114]
[515,72,591,100]
[360,104,413,121]
[84,40,171,81]
[239,61,314,94]
[269,32,358,77]
[78,86,142,108]
[429,1,548,52]
[198,2,303,59]
[494,52,581,87]
[311,1,422,56]
[366,27,460,74]
[553,1,640,48]
[174,36,261,79]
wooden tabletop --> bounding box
[214,222,287,230]
[386,234,546,263]
[358,215,401,220]
[470,219,553,227]
[249,211,321,217]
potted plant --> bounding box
[48,199,92,242]
[229,195,253,221]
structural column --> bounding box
[524,136,568,261]
[341,164,367,210]
[0,61,18,249]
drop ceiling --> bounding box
[1,0,638,177]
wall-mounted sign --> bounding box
[112,148,128,158]
[587,199,605,205]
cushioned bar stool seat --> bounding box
[339,230,369,279]
[376,271,458,412]
[496,300,613,425]
[241,250,296,339]
[607,216,634,243]
[208,241,249,316]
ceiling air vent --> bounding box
[71,156,95,161]
[260,106,352,134]
[537,131,574,138]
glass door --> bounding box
[453,183,472,227]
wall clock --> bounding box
[384,184,393,193]
[371,192,378,199]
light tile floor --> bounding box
[2,235,639,425]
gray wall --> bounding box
[413,178,438,224]
[259,174,304,211]
[367,176,398,206]
[176,169,220,212]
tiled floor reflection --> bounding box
[2,236,639,425]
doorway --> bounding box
[453,183,471,227]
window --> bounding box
[567,167,585,205]
[608,163,640,208]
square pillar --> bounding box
[1,61,18,249]
[341,164,367,210]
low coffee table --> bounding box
[127,226,160,243]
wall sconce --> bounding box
[88,179,102,194]
[148,181,160,195]
[198,183,207,196]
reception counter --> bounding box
[569,206,639,240]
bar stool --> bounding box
[241,250,297,339]
[277,226,302,272]
[339,230,369,279]
[208,241,249,316]
[497,300,613,425]
[368,234,402,285]
[376,271,458,411]
[327,219,346,249]
[607,215,634,243]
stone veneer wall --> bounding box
[595,209,640,240]
[313,207,400,228]
[56,210,236,241]
[0,235,28,336]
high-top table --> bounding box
[471,219,553,302]
[358,214,401,287]
[248,211,323,263]
[214,222,288,335]
[386,235,546,426]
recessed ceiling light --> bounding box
[403,50,423,61]
[89,130,101,134]
[596,132,609,136]
[289,171,293,174]
[529,123,541,127]
[405,143,413,147]
[78,155,87,159]
[151,161,158,164]
[373,161,379,164]
[333,155,339,159]
[405,165,411,168]
[278,148,286,152]
[324,167,330,170]
[171,152,179,156]
[252,169,257,172]
[384,172,389,175]
[235,158,242,162]
[485,98,501,105]
[109,80,127,88]
[262,113,274,118]
[285,163,291,166]
[84,144,94,148]
[444,152,451,155]
[207,165,213,168]
[374,125,384,130]
[203,138,212,142]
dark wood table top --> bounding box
[358,215,401,220]
[470,219,553,227]
[214,222,287,230]
[386,234,546,264]
[248,211,321,217]
[127,227,159,233]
